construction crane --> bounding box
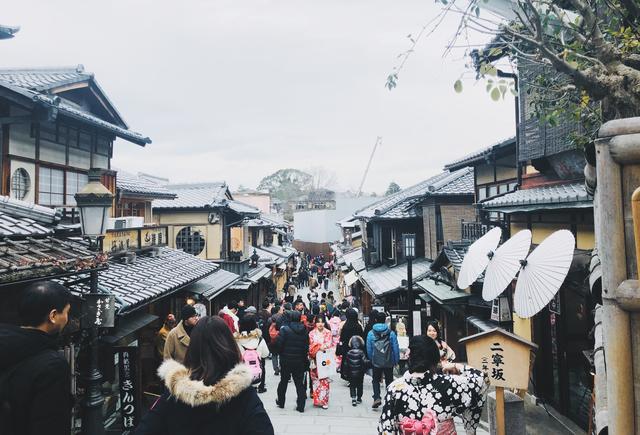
[357,136,382,197]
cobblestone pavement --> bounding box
[259,280,488,434]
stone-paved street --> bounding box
[259,280,488,434]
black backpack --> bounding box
[371,329,393,368]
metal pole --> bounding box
[407,256,413,336]
[82,270,105,435]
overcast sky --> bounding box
[3,0,515,194]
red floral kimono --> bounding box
[309,327,333,407]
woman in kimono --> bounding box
[309,314,334,409]
[328,309,343,368]
[378,335,488,435]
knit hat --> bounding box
[181,304,198,320]
[245,306,257,314]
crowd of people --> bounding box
[0,265,489,435]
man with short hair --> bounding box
[366,311,399,409]
[0,280,73,435]
[221,300,239,333]
[163,305,200,363]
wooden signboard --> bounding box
[81,294,116,328]
[103,226,168,254]
[459,328,537,435]
[117,347,139,430]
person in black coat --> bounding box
[134,316,273,435]
[273,310,309,412]
[337,308,364,379]
[0,281,73,435]
[345,335,368,406]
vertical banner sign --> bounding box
[82,294,116,328]
[118,347,138,430]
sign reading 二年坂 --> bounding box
[117,347,139,430]
[459,328,537,390]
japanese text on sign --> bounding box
[118,348,138,429]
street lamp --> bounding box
[403,233,416,336]
[75,168,114,435]
[250,248,260,268]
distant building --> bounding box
[232,189,272,214]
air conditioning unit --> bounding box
[108,217,145,230]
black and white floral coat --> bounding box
[377,367,488,435]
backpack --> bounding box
[371,329,393,368]
[241,344,263,385]
[269,322,280,341]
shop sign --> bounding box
[460,328,537,390]
[103,226,168,254]
[81,294,115,328]
[117,347,139,430]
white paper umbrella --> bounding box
[514,230,575,318]
[457,227,502,289]
[482,229,532,301]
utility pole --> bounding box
[357,136,382,197]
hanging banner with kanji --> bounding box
[459,328,537,390]
[117,347,139,430]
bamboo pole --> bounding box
[594,138,636,434]
[495,387,505,435]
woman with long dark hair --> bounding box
[426,320,456,363]
[134,316,274,435]
[377,336,487,435]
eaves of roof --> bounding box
[444,137,516,171]
[481,181,593,213]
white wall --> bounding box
[294,195,376,243]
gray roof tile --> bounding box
[354,168,474,220]
[0,66,150,146]
[444,137,516,171]
[116,171,176,199]
[153,183,229,209]
[358,258,432,297]
[482,182,592,211]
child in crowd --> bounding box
[344,336,368,406]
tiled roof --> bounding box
[342,248,366,272]
[0,195,60,237]
[226,199,260,216]
[253,246,285,266]
[153,183,229,209]
[246,214,286,228]
[259,244,296,259]
[358,257,432,297]
[354,168,474,220]
[73,247,217,313]
[0,237,103,284]
[0,66,150,146]
[0,25,19,39]
[184,268,240,300]
[482,182,592,212]
[116,171,176,199]
[444,137,516,171]
[0,66,93,92]
[416,278,470,304]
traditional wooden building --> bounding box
[0,66,150,218]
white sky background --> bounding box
[3,0,515,194]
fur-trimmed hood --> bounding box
[233,328,262,348]
[158,359,252,407]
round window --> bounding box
[11,168,30,200]
[175,226,205,256]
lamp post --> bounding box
[75,169,114,435]
[403,233,416,336]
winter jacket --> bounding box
[366,323,400,368]
[258,310,271,343]
[345,336,368,381]
[133,360,274,435]
[274,322,309,369]
[0,324,71,435]
[234,329,270,359]
[220,307,239,333]
[163,321,190,363]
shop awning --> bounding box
[416,279,471,305]
[466,315,499,333]
[228,280,252,291]
[344,270,359,286]
[186,268,240,301]
[102,312,159,345]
